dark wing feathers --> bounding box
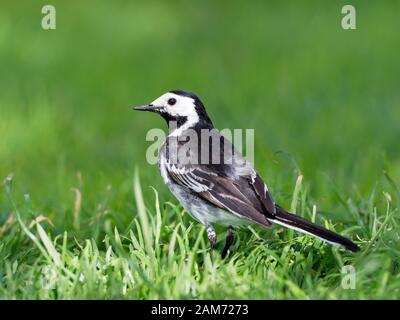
[198,175,273,227]
[251,174,276,215]
[164,131,276,227]
[165,163,275,227]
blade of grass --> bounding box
[36,223,62,267]
[133,170,153,256]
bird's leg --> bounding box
[206,224,217,249]
[221,226,235,258]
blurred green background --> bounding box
[0,0,400,298]
[1,0,399,213]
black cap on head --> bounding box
[169,89,199,100]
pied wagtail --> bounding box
[134,90,359,257]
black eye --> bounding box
[168,98,177,106]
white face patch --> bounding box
[151,92,199,136]
[151,93,197,118]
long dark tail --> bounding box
[270,205,359,252]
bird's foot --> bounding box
[206,225,217,250]
[221,226,235,259]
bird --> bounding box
[133,89,359,257]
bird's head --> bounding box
[133,90,213,134]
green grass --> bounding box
[1,0,400,299]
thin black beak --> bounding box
[132,104,161,112]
